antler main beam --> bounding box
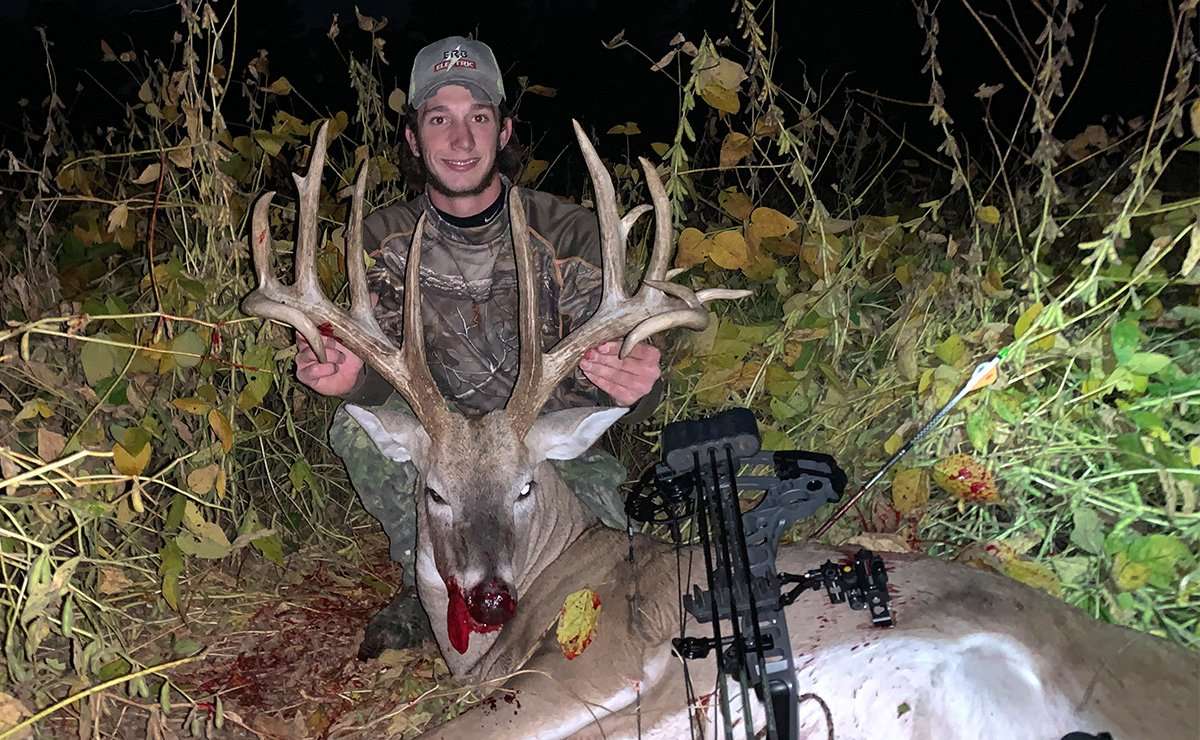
[242,120,451,435]
[507,120,752,434]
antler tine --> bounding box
[508,188,542,427]
[292,121,330,297]
[247,192,327,362]
[572,120,628,306]
[638,156,674,283]
[397,212,453,433]
[343,158,378,330]
[504,121,753,433]
[242,119,451,434]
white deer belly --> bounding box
[627,632,1087,740]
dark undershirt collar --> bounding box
[433,183,508,229]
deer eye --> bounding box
[518,481,535,500]
[425,487,448,506]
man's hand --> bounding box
[296,333,365,397]
[579,341,661,407]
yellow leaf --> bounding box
[700,84,739,114]
[606,122,641,135]
[386,88,407,113]
[518,159,549,186]
[891,469,929,514]
[675,227,710,269]
[1112,552,1151,592]
[894,263,912,287]
[710,231,750,270]
[719,132,752,169]
[1014,302,1043,340]
[650,142,669,157]
[172,397,210,415]
[918,368,934,395]
[1189,443,1200,467]
[718,189,754,221]
[1002,558,1061,597]
[556,588,602,659]
[931,453,999,503]
[113,439,151,477]
[976,205,1001,225]
[265,77,292,95]
[749,207,797,238]
[883,430,905,456]
[208,409,233,453]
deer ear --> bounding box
[345,404,431,465]
[526,407,628,462]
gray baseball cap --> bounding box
[408,36,506,110]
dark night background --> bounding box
[0,0,1178,174]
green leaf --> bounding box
[965,404,992,452]
[1126,534,1194,589]
[171,331,207,369]
[251,534,284,565]
[176,521,232,559]
[1110,319,1140,365]
[159,540,183,611]
[934,334,967,366]
[1125,352,1171,375]
[81,339,120,385]
[1070,507,1105,555]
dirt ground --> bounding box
[27,534,474,740]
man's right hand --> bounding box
[296,333,365,397]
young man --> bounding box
[294,36,662,658]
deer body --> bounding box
[243,120,1198,740]
[413,526,1198,740]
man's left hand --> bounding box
[580,341,661,407]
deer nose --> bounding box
[467,579,516,625]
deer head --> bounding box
[242,120,749,655]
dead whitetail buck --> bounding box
[244,121,1198,739]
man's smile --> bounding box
[443,157,481,171]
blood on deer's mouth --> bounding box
[445,577,509,654]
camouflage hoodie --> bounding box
[344,182,658,420]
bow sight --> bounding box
[625,407,893,740]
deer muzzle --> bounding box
[467,578,516,625]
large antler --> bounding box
[242,120,451,436]
[506,120,751,433]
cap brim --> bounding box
[412,79,503,109]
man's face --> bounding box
[407,84,512,199]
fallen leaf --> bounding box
[37,428,67,462]
[208,409,233,453]
[891,468,930,514]
[556,588,601,659]
[931,453,999,503]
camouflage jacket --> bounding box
[343,182,659,421]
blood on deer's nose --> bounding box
[467,579,516,625]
